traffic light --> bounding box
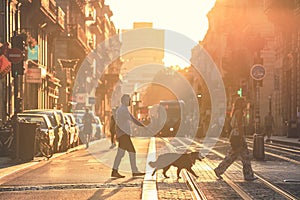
[12,63,24,77]
[12,35,26,51]
[237,88,242,97]
[11,35,26,76]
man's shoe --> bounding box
[214,169,223,179]
[132,172,145,177]
[111,170,125,178]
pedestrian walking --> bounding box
[264,112,275,142]
[214,97,257,181]
[109,108,117,149]
[82,108,93,148]
[111,94,146,178]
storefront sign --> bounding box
[26,68,42,83]
[76,93,87,103]
[28,45,38,60]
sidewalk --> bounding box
[269,135,300,147]
[1,136,299,178]
[0,143,86,179]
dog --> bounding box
[149,152,202,178]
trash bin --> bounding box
[253,134,265,160]
[287,120,298,138]
[17,122,37,161]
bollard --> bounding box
[287,120,298,138]
[253,134,265,160]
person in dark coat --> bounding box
[82,108,93,148]
[109,108,117,149]
[264,112,275,142]
[214,97,257,181]
[111,94,146,178]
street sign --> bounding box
[7,48,23,64]
[251,64,266,80]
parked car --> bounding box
[17,113,55,152]
[64,113,79,147]
[54,110,70,152]
[22,109,63,153]
[94,116,104,139]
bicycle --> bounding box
[35,127,53,159]
[0,118,15,157]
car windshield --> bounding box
[18,116,47,129]
[40,113,57,127]
[23,110,59,127]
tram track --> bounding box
[154,137,207,200]
[213,137,300,165]
[187,137,299,200]
[175,137,253,200]
[246,139,300,165]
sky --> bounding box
[105,0,216,68]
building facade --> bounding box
[200,0,300,135]
[0,0,121,127]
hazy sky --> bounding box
[105,0,216,67]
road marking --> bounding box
[142,137,158,200]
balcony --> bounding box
[295,5,300,16]
[88,16,103,35]
[57,6,65,30]
[40,0,57,23]
[68,24,88,50]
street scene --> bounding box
[1,0,300,199]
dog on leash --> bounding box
[149,152,202,178]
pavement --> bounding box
[0,135,299,176]
[268,135,300,147]
[0,135,299,199]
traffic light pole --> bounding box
[254,81,260,134]
[13,2,20,161]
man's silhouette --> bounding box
[111,94,145,178]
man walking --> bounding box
[109,108,117,149]
[82,108,93,148]
[111,94,145,178]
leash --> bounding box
[144,126,178,151]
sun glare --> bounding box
[106,0,217,67]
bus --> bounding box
[158,100,185,137]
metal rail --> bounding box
[245,138,300,165]
[161,137,207,200]
[188,138,298,200]
[175,137,252,200]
